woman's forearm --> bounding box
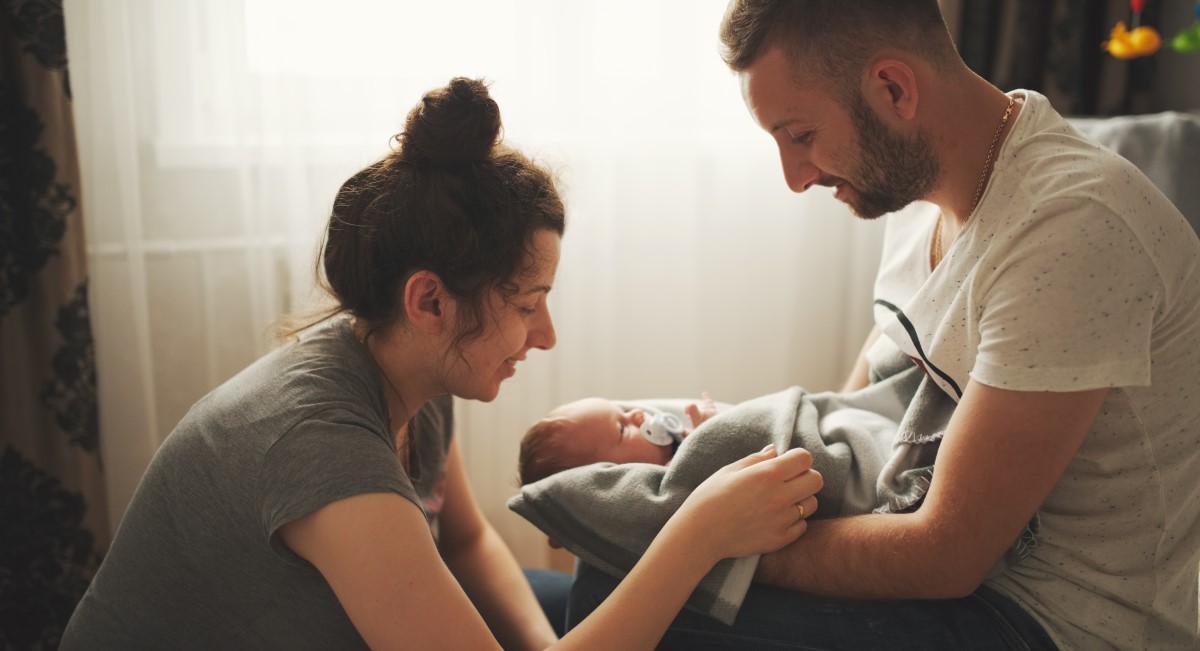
[554,516,718,651]
[443,524,558,651]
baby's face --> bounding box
[551,398,672,466]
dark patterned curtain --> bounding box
[1,0,107,648]
[947,0,1161,115]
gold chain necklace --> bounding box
[932,94,1016,269]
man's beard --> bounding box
[838,94,941,220]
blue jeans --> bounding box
[524,568,572,637]
[567,562,1058,650]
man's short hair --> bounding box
[719,0,959,102]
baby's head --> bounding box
[518,397,672,485]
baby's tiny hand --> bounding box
[685,391,719,427]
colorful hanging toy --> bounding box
[1104,0,1162,59]
[1169,0,1200,53]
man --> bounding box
[567,1,1200,648]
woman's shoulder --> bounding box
[171,316,387,448]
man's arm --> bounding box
[438,439,559,650]
[840,325,881,393]
[756,380,1109,598]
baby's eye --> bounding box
[617,422,630,440]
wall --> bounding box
[1154,0,1200,111]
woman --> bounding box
[62,78,822,650]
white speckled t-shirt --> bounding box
[869,91,1200,650]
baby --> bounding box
[518,393,725,485]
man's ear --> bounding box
[403,270,447,334]
[864,57,919,122]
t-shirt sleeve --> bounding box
[258,411,415,563]
[971,199,1163,391]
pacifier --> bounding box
[640,411,686,447]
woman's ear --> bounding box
[403,270,447,334]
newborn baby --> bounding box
[517,394,723,484]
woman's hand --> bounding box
[669,446,822,562]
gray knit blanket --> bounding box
[508,351,962,621]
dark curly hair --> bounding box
[317,77,565,348]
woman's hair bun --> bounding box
[398,77,502,165]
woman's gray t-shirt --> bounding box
[61,317,452,650]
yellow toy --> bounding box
[1105,22,1163,59]
[1104,0,1162,59]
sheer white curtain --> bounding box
[65,0,884,569]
